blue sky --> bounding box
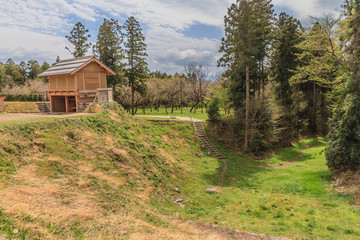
[0,0,342,76]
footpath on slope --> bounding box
[137,115,227,189]
[137,115,293,240]
[243,141,327,169]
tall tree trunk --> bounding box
[258,60,261,99]
[320,91,326,135]
[181,80,183,114]
[245,64,250,151]
[131,82,135,116]
[313,81,317,133]
[261,60,265,100]
[297,84,300,141]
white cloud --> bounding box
[0,26,72,61]
[273,0,341,22]
[0,0,342,75]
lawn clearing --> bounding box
[154,137,360,240]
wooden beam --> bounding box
[98,72,101,88]
[77,71,106,73]
[75,73,78,90]
[66,75,69,90]
[50,96,53,112]
[65,96,69,113]
[82,73,85,90]
[76,96,79,112]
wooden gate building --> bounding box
[38,56,115,112]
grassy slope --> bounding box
[157,137,360,240]
[134,107,227,121]
[5,102,40,113]
[0,106,221,239]
[0,106,359,239]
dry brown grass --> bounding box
[5,102,39,113]
[0,109,270,239]
[331,170,360,203]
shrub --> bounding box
[0,93,45,102]
[326,94,360,171]
[207,98,221,121]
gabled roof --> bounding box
[38,56,116,77]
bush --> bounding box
[207,98,221,121]
[0,93,45,102]
[326,94,360,171]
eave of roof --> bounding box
[38,56,116,77]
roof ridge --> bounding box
[59,55,95,63]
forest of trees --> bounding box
[1,1,360,171]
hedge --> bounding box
[0,93,45,102]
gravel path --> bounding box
[0,113,93,123]
[136,115,202,122]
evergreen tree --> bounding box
[27,60,42,79]
[271,13,303,109]
[4,59,23,85]
[65,22,91,58]
[124,16,148,116]
[207,98,221,121]
[18,61,28,82]
[0,63,5,90]
[219,0,273,150]
[326,0,360,171]
[291,22,339,133]
[252,0,275,98]
[41,62,51,72]
[94,18,125,93]
[270,13,303,139]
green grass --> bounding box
[134,107,230,121]
[153,137,360,240]
[0,106,359,239]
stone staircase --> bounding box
[36,102,50,113]
[193,121,227,188]
[193,121,226,160]
[78,102,91,113]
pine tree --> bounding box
[27,60,42,79]
[271,13,303,109]
[124,16,148,116]
[94,19,125,93]
[65,22,91,58]
[4,59,23,85]
[0,63,5,90]
[291,21,339,133]
[270,13,303,139]
[219,0,273,150]
[326,0,360,171]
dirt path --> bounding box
[243,142,326,169]
[0,113,94,123]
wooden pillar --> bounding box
[66,75,69,90]
[76,96,79,112]
[75,73,78,90]
[56,76,58,90]
[82,73,85,90]
[49,96,53,112]
[65,96,69,113]
[98,72,101,88]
